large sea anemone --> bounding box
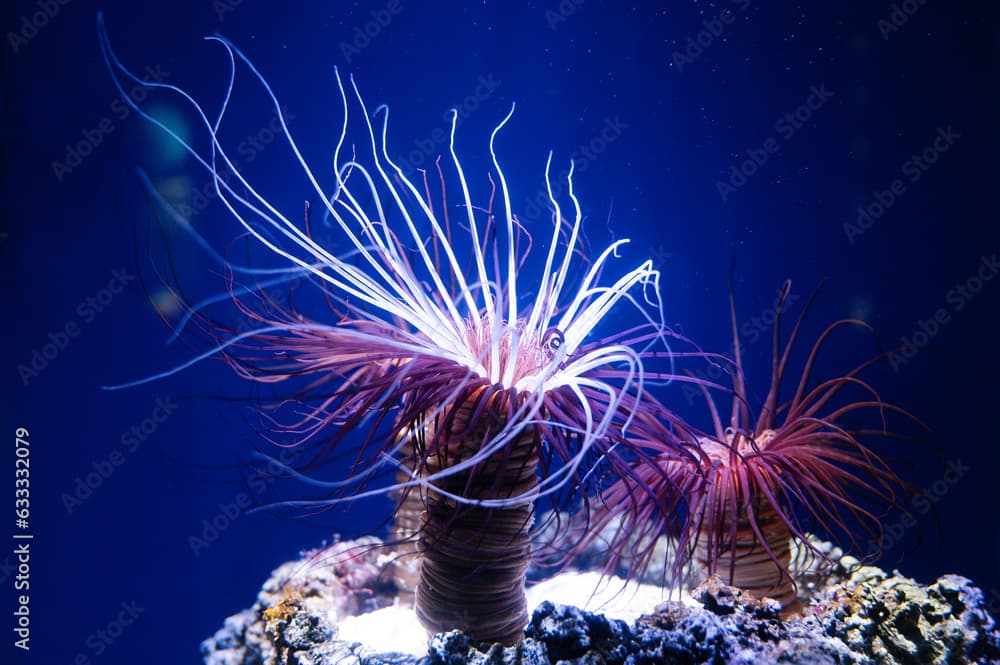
[99,16,679,645]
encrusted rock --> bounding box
[203,535,1000,665]
[525,601,630,661]
[816,569,1000,664]
[689,575,783,617]
[201,536,397,665]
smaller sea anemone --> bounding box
[596,281,926,610]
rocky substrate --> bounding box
[201,535,999,665]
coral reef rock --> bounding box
[202,536,1000,665]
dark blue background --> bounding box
[2,1,998,663]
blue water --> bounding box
[3,1,998,663]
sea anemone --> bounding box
[98,16,676,646]
[596,281,924,610]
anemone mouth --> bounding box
[698,427,777,463]
[458,316,556,390]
